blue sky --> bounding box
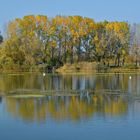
[0,0,140,32]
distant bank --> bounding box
[56,62,140,74]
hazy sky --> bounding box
[0,0,140,31]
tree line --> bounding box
[0,15,139,70]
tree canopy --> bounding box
[0,15,132,70]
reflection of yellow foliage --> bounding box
[18,99,35,121]
[104,99,127,116]
[6,98,17,117]
[93,96,97,102]
[5,94,128,123]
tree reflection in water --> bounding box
[1,73,139,123]
[5,94,128,123]
[0,73,140,96]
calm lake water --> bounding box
[0,73,140,140]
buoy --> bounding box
[129,76,132,80]
[43,73,46,77]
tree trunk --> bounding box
[64,37,67,64]
[58,38,62,62]
[77,38,81,62]
[70,45,74,64]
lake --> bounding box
[0,73,140,140]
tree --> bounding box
[130,23,140,66]
[106,22,130,66]
[0,15,130,70]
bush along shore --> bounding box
[0,15,140,73]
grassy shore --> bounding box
[56,62,140,74]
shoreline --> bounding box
[0,62,140,74]
[56,63,140,74]
[0,68,140,75]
